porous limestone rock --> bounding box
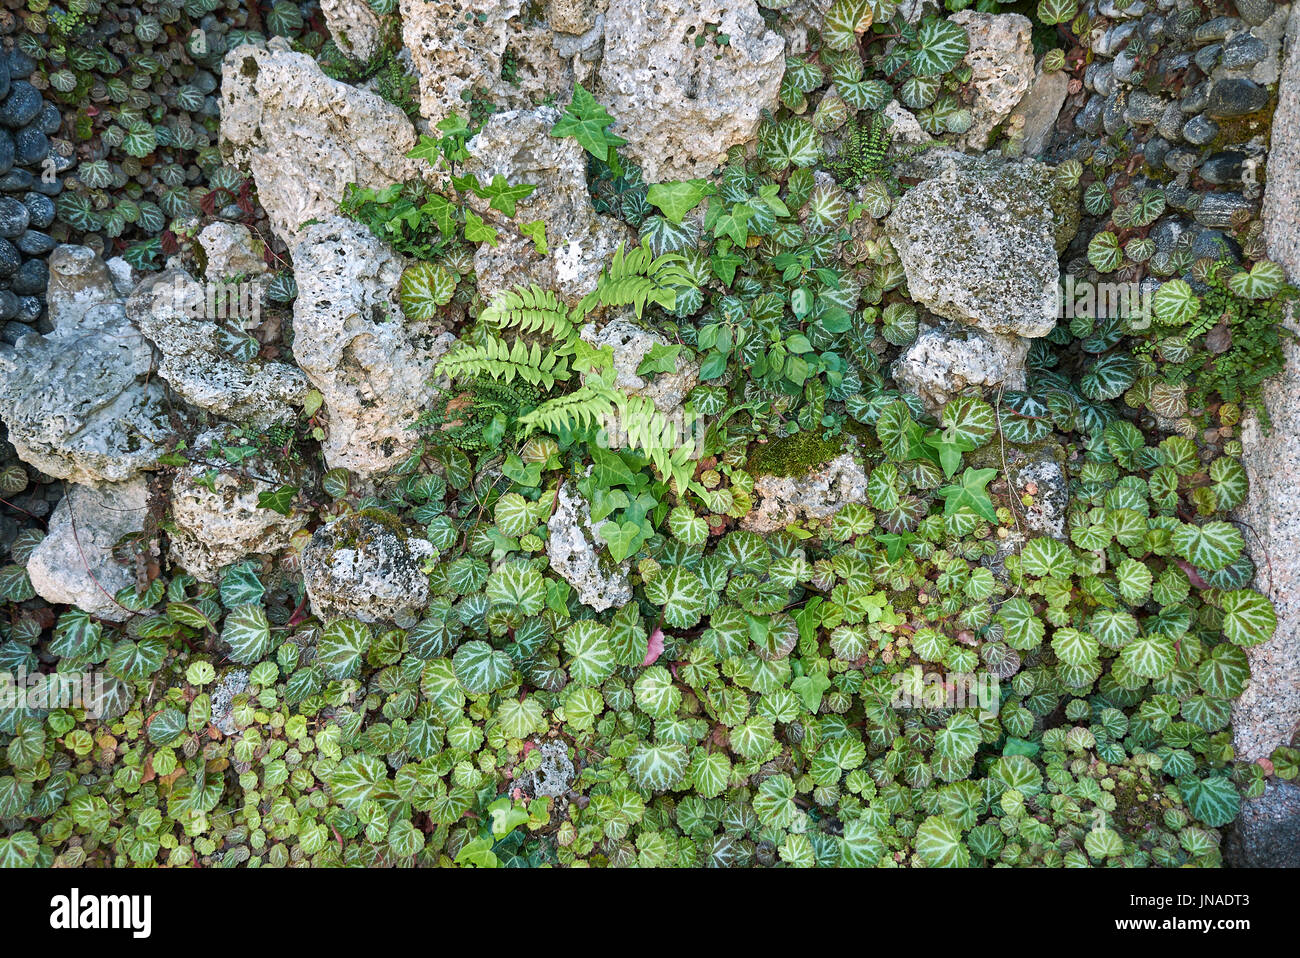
[598,0,784,181]
[1235,2,1300,764]
[0,248,171,484]
[301,512,435,626]
[465,107,631,303]
[196,222,268,280]
[321,0,385,63]
[289,217,457,477]
[167,428,315,582]
[886,151,1077,338]
[1007,58,1070,157]
[210,669,251,736]
[950,10,1035,151]
[26,478,151,622]
[579,316,699,414]
[126,270,311,429]
[546,482,633,612]
[219,40,419,241]
[890,323,1029,414]
[742,451,869,534]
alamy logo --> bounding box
[1056,275,1153,329]
[49,889,152,938]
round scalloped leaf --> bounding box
[822,0,873,51]
[1119,633,1177,679]
[941,395,996,448]
[1172,520,1244,572]
[1178,774,1241,827]
[1019,537,1074,579]
[452,640,514,695]
[1153,279,1200,327]
[399,262,456,321]
[318,618,372,680]
[1227,260,1285,300]
[1219,589,1276,647]
[220,603,272,664]
[627,743,689,791]
[1198,643,1251,698]
[564,620,616,685]
[912,18,969,77]
[1081,352,1138,401]
[486,562,546,616]
[1087,231,1123,273]
[634,665,682,718]
[916,815,969,867]
[643,567,706,628]
[997,597,1045,650]
[1037,0,1078,25]
[493,492,534,538]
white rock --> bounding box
[167,428,315,582]
[890,323,1029,414]
[742,450,869,534]
[219,40,420,242]
[301,512,435,625]
[546,482,632,612]
[579,316,699,414]
[321,0,386,62]
[951,10,1036,151]
[598,0,784,181]
[126,270,311,429]
[1007,58,1070,157]
[289,217,457,477]
[197,222,268,280]
[465,107,631,303]
[26,478,151,622]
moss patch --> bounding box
[746,430,847,478]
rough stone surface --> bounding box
[1008,59,1069,156]
[301,512,435,626]
[321,0,385,62]
[886,151,1077,338]
[1007,450,1069,540]
[517,740,576,798]
[1235,1,1300,763]
[167,428,315,582]
[951,10,1036,151]
[465,107,631,304]
[26,478,150,623]
[890,323,1029,414]
[0,249,170,484]
[742,451,869,534]
[546,482,633,612]
[1224,782,1300,868]
[289,217,457,477]
[197,222,268,280]
[210,669,251,736]
[579,316,699,414]
[598,0,784,181]
[126,270,310,429]
[219,40,419,241]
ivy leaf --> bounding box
[937,467,998,522]
[463,210,498,247]
[710,201,755,246]
[550,83,626,161]
[636,342,682,377]
[791,670,831,712]
[519,219,548,255]
[478,173,536,217]
[646,179,712,224]
[255,484,297,516]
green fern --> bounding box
[517,382,618,437]
[579,244,695,319]
[437,336,571,389]
[479,284,577,341]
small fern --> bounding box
[578,244,695,319]
[517,382,618,437]
[479,284,577,341]
[437,336,571,389]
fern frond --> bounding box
[579,243,697,319]
[479,284,578,341]
[516,382,617,437]
[613,392,699,491]
[436,335,571,389]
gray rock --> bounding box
[0,248,171,484]
[890,323,1029,414]
[1193,16,1241,45]
[546,482,633,612]
[1007,61,1069,156]
[196,222,268,281]
[950,10,1035,151]
[1124,90,1168,125]
[301,512,435,626]
[1194,42,1223,73]
[320,0,384,62]
[1200,150,1246,184]
[1183,113,1220,145]
[1233,0,1276,27]
[465,107,631,304]
[1236,2,1300,763]
[26,478,151,622]
[1222,31,1270,69]
[1192,191,1252,228]
[219,40,420,242]
[597,0,784,181]
[579,315,699,415]
[1224,782,1300,867]
[210,669,251,736]
[1157,102,1185,141]
[126,270,311,429]
[289,217,457,477]
[518,740,576,798]
[1207,77,1271,117]
[742,449,869,534]
[1180,79,1212,114]
[885,151,1077,338]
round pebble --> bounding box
[0,236,18,277]
[16,295,41,323]
[0,288,17,321]
[16,229,53,255]
[1183,114,1220,146]
[13,125,47,166]
[21,192,53,229]
[1207,79,1270,118]
[0,82,41,128]
[10,257,46,295]
[0,169,30,191]
[0,194,28,237]
[36,101,59,136]
[6,49,34,80]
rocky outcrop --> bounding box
[289,217,457,477]
[196,222,268,281]
[301,512,435,626]
[321,0,386,63]
[546,482,633,612]
[886,151,1077,339]
[597,0,784,181]
[167,428,315,582]
[1007,58,1069,157]
[890,323,1029,414]
[126,270,310,430]
[464,107,631,303]
[1235,3,1300,765]
[579,316,699,415]
[0,247,171,484]
[26,478,150,622]
[742,451,869,534]
[950,10,1035,152]
[219,40,419,241]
